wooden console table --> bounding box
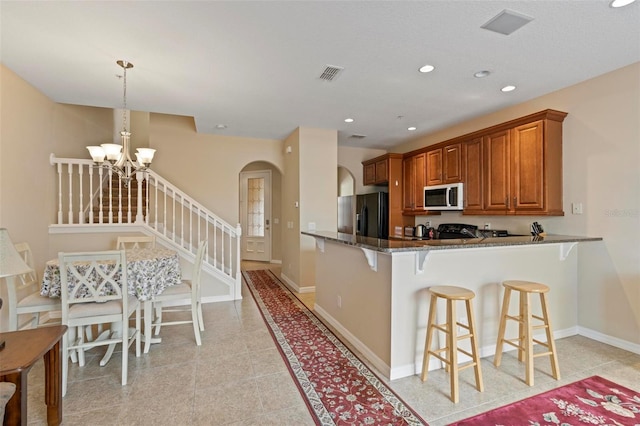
[0,325,67,426]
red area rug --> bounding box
[449,375,640,426]
[242,269,427,426]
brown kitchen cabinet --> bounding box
[425,148,442,186]
[402,152,426,212]
[361,153,404,234]
[362,153,401,185]
[426,143,462,186]
[462,137,483,213]
[480,111,566,215]
[483,128,511,212]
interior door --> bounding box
[240,170,271,262]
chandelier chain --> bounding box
[122,62,128,133]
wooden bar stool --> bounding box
[494,280,560,386]
[421,286,484,403]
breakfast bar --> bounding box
[302,231,601,380]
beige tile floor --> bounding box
[21,261,640,425]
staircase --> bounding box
[91,173,147,224]
[49,153,242,301]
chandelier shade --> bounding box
[86,60,155,186]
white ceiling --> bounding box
[1,1,639,150]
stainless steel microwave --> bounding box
[424,183,464,211]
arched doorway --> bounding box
[337,166,356,234]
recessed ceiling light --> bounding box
[215,124,227,129]
[408,127,417,131]
[501,85,517,92]
[419,65,435,73]
[344,118,354,123]
[474,70,491,78]
[610,0,636,7]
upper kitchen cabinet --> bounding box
[402,152,426,213]
[361,153,404,234]
[362,153,402,185]
[426,143,462,186]
[483,129,511,212]
[462,137,483,214]
[511,118,564,215]
[481,110,567,216]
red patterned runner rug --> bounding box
[449,375,640,426]
[242,269,428,426]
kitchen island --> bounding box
[301,231,601,380]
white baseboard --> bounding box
[314,304,392,380]
[400,326,581,379]
[202,294,237,303]
[577,326,640,354]
[303,318,581,381]
[279,272,315,294]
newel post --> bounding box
[135,171,145,224]
[235,223,242,299]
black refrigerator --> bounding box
[356,192,389,239]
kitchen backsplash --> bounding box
[413,212,566,236]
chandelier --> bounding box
[86,60,155,187]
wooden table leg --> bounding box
[1,371,26,426]
[43,339,62,426]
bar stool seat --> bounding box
[421,285,483,403]
[494,280,560,386]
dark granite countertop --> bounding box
[301,231,602,253]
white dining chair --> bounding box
[116,235,156,250]
[5,242,61,331]
[150,241,206,347]
[59,250,141,397]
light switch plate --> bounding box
[572,202,583,214]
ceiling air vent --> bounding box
[349,134,367,139]
[319,65,344,82]
[481,9,533,35]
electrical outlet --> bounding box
[484,223,491,230]
[337,295,342,308]
[425,221,431,228]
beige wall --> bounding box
[0,65,112,267]
[0,65,115,329]
[397,62,640,346]
[299,127,338,287]
[337,146,387,194]
[281,130,301,283]
[280,127,338,288]
[148,113,284,227]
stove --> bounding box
[436,223,478,239]
[435,224,513,239]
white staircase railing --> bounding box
[49,154,242,297]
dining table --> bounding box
[40,247,182,360]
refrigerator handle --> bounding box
[360,205,368,237]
